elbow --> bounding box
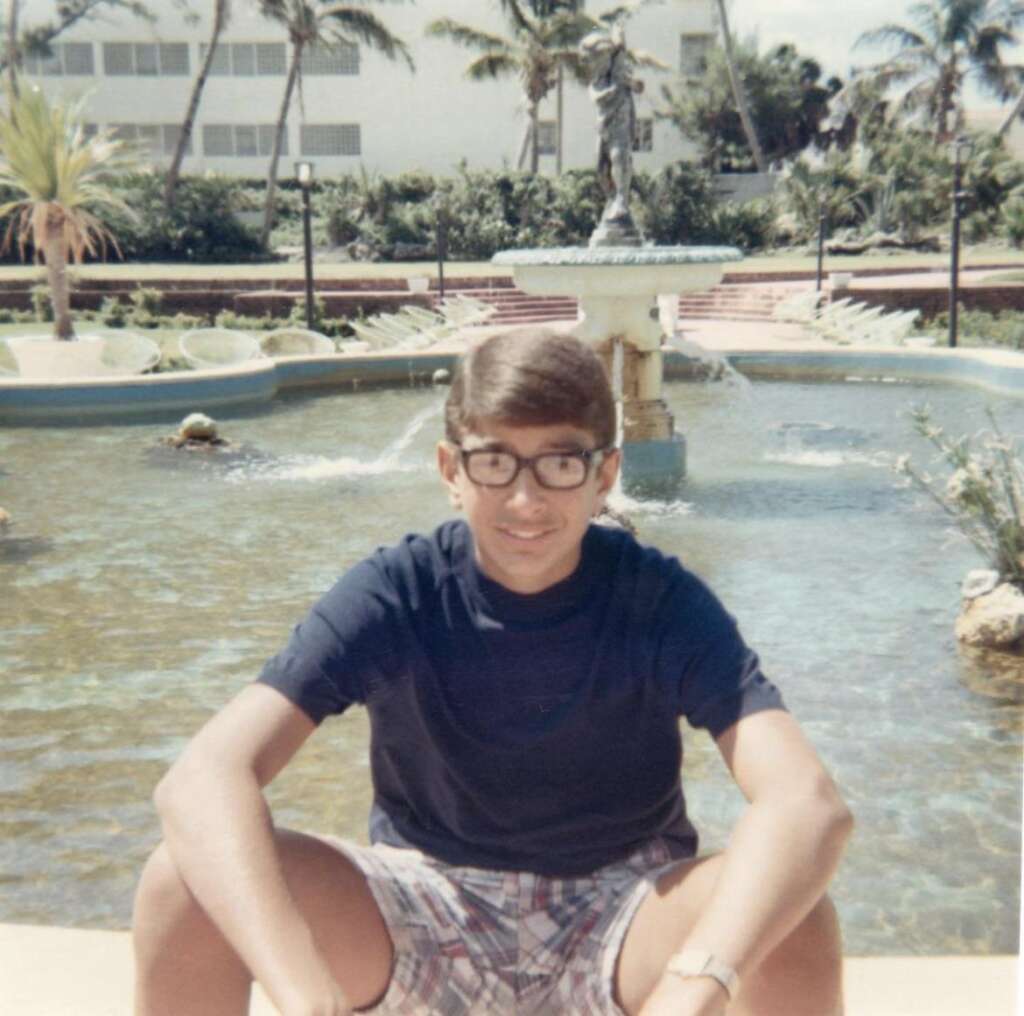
[809,774,855,849]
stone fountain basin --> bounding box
[492,245,743,298]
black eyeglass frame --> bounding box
[451,443,613,490]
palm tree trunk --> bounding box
[6,0,19,97]
[714,0,767,175]
[44,227,74,340]
[998,87,1024,138]
[260,40,302,249]
[555,64,563,175]
[529,100,539,174]
[516,117,531,170]
[164,0,227,209]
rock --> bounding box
[956,582,1024,650]
[0,507,10,530]
[431,368,451,385]
[179,412,218,441]
[393,242,434,261]
[962,569,1000,600]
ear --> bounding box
[437,441,462,509]
[593,448,621,512]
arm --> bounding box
[641,710,854,1016]
[153,683,353,1016]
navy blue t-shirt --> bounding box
[258,519,784,876]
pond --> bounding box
[1,376,1021,956]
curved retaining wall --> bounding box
[2,345,1022,424]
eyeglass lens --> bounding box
[464,450,590,489]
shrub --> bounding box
[929,306,1024,351]
[98,296,127,326]
[708,198,777,251]
[896,406,1023,588]
[1001,197,1024,248]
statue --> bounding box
[581,21,644,247]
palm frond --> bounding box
[425,18,513,54]
[465,53,520,81]
[319,5,413,70]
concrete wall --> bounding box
[22,0,713,178]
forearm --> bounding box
[684,780,852,975]
[155,760,348,1015]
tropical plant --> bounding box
[256,0,413,246]
[164,0,230,209]
[0,82,136,338]
[897,405,1024,588]
[778,153,865,241]
[660,39,841,172]
[426,1,591,174]
[856,0,1024,141]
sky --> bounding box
[728,0,1023,109]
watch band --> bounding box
[665,949,740,999]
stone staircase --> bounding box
[439,280,791,326]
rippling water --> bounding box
[1,379,1021,955]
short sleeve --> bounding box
[257,559,394,725]
[658,570,785,738]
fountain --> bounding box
[493,19,742,492]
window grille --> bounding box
[300,123,360,156]
[203,124,286,156]
[231,42,256,76]
[63,42,95,75]
[200,42,231,75]
[134,43,158,76]
[301,43,359,75]
[256,43,287,75]
[536,121,556,156]
[103,42,133,75]
[26,42,95,76]
[159,43,190,75]
[679,33,712,78]
[203,124,234,156]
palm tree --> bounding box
[257,0,413,248]
[856,0,1024,141]
[0,82,136,339]
[428,2,660,174]
[164,0,230,209]
[713,0,767,174]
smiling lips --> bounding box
[498,525,556,543]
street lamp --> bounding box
[948,136,973,348]
[434,190,450,302]
[815,199,827,293]
[295,160,315,331]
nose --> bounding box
[504,463,547,511]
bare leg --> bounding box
[615,853,843,1016]
[133,830,394,1016]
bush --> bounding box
[929,305,1024,350]
[30,283,52,322]
[708,198,777,251]
[1001,197,1024,248]
[98,296,128,326]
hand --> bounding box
[637,973,729,1016]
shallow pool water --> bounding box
[1,378,1021,954]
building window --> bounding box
[679,33,713,78]
[201,41,287,76]
[203,123,285,157]
[103,41,190,76]
[536,121,556,156]
[633,117,653,153]
[300,123,360,156]
[109,123,192,159]
[301,43,359,75]
[25,42,95,76]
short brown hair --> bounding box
[444,327,616,448]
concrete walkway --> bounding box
[1,922,1018,1015]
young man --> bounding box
[134,328,853,1016]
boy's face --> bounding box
[437,418,620,595]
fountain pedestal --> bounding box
[491,245,742,491]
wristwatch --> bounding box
[665,949,740,999]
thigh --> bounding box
[274,830,395,1011]
[613,853,725,1015]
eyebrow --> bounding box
[463,440,590,454]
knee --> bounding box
[132,843,199,942]
[770,894,843,973]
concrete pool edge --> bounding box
[1,923,1018,1016]
[1,335,1022,422]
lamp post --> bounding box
[948,136,973,349]
[434,191,450,302]
[815,200,827,293]
[296,160,315,331]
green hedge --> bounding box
[0,163,775,265]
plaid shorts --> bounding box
[324,837,680,1016]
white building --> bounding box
[20,0,716,179]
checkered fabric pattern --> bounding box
[326,838,679,1015]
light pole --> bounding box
[296,160,315,331]
[815,200,827,293]
[948,136,973,349]
[434,191,450,302]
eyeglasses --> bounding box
[454,444,610,490]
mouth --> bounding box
[497,526,556,543]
